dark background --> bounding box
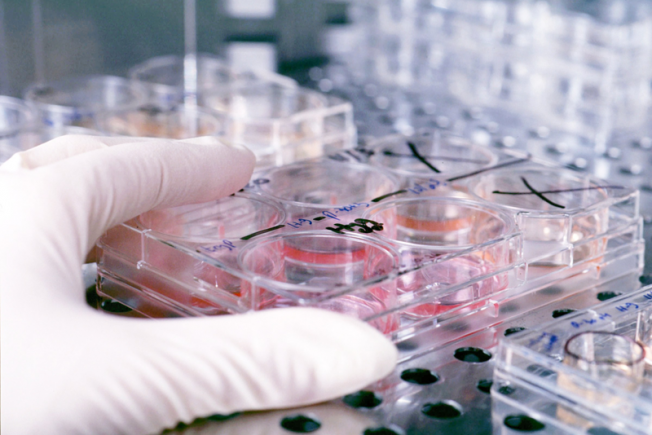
[0,0,350,96]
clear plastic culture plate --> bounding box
[131,54,355,167]
[24,75,148,128]
[129,54,297,107]
[97,157,524,337]
[494,284,652,435]
[96,136,642,346]
[201,82,356,167]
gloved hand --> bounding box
[0,135,397,435]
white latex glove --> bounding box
[0,135,397,435]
